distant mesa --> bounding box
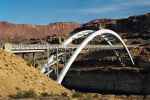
[72,12,150,40]
[0,12,150,43]
[0,21,80,43]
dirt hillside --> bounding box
[0,49,70,97]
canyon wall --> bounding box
[0,13,150,43]
[73,13,150,39]
[0,22,80,43]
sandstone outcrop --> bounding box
[73,13,150,40]
[0,22,80,43]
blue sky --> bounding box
[0,0,150,24]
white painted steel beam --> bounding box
[57,29,135,84]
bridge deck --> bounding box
[4,43,139,53]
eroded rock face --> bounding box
[63,68,150,94]
[0,13,149,43]
[74,13,150,39]
[115,13,150,39]
[0,22,80,43]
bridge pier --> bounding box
[20,53,25,59]
[56,48,59,79]
[33,52,36,67]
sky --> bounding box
[0,0,150,24]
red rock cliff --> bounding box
[0,22,80,42]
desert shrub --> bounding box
[72,92,82,98]
[26,60,32,66]
[83,94,93,100]
[9,90,37,98]
[40,92,51,97]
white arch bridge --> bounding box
[41,29,136,84]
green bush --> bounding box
[26,60,33,66]
[72,92,82,98]
[10,90,37,98]
[40,92,51,97]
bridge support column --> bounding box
[56,48,59,79]
[22,53,25,59]
[64,48,67,65]
[47,49,50,62]
[33,52,36,67]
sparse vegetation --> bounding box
[72,91,83,98]
[9,90,37,98]
[0,50,71,97]
[26,60,33,66]
[40,92,51,97]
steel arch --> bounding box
[57,29,134,84]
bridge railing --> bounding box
[4,43,139,52]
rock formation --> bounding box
[0,13,150,44]
[0,22,80,43]
[74,13,150,39]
